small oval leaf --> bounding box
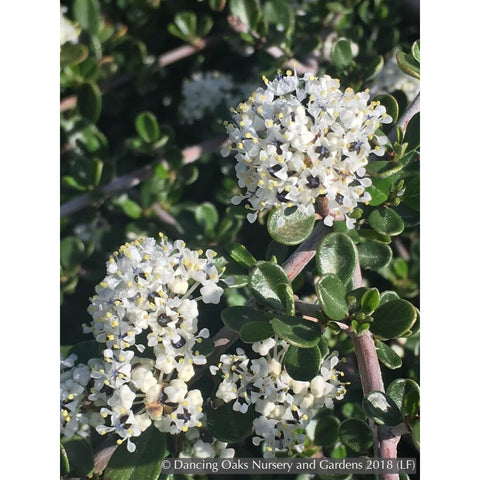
[358,241,392,270]
[135,112,160,143]
[375,340,402,370]
[284,345,321,381]
[386,378,420,415]
[363,391,403,426]
[316,233,358,285]
[368,206,404,236]
[221,306,270,332]
[370,299,417,339]
[206,402,255,442]
[271,314,323,348]
[77,82,102,123]
[316,274,348,321]
[338,418,373,453]
[239,321,274,343]
[314,415,340,447]
[227,243,257,268]
[267,206,316,246]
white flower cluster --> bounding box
[221,71,392,229]
[179,71,255,124]
[60,6,79,46]
[60,354,94,439]
[60,234,224,451]
[210,338,346,456]
[179,428,235,458]
[371,54,420,102]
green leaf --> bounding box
[379,290,400,306]
[61,237,85,269]
[88,157,103,186]
[60,442,70,475]
[357,228,391,244]
[61,43,89,68]
[386,378,420,416]
[396,51,420,79]
[248,261,291,311]
[227,243,257,268]
[402,174,420,212]
[169,11,197,40]
[229,0,262,31]
[263,0,294,32]
[316,233,358,285]
[374,94,399,123]
[332,38,353,68]
[403,112,420,152]
[195,202,219,237]
[411,40,420,63]
[197,15,214,37]
[370,299,418,339]
[338,418,373,453]
[368,206,404,236]
[360,288,380,314]
[314,415,340,447]
[284,345,321,381]
[104,426,168,480]
[358,241,392,270]
[239,321,274,343]
[411,420,420,450]
[209,0,227,11]
[365,160,404,179]
[267,206,315,246]
[206,402,255,442]
[365,176,393,206]
[77,82,102,123]
[222,306,267,333]
[363,391,403,426]
[316,274,348,321]
[277,282,296,316]
[61,435,94,477]
[62,175,87,191]
[73,0,100,34]
[375,340,402,369]
[135,112,160,143]
[115,196,143,219]
[271,314,323,348]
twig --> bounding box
[60,136,227,217]
[387,92,420,142]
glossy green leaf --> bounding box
[379,290,400,306]
[229,0,262,30]
[61,43,89,68]
[346,287,368,313]
[62,436,93,477]
[374,94,399,123]
[271,314,322,348]
[195,202,219,236]
[396,51,420,79]
[357,228,391,244]
[227,243,257,268]
[116,196,142,219]
[73,0,100,34]
[61,237,85,269]
[361,288,380,314]
[221,306,271,332]
[363,391,403,426]
[365,176,393,206]
[206,402,255,442]
[368,206,404,236]
[411,40,420,63]
[267,206,315,246]
[88,157,103,186]
[316,274,348,321]
[60,442,69,475]
[386,378,420,416]
[239,321,274,342]
[332,38,353,68]
[263,0,294,31]
[135,112,160,143]
[209,0,227,11]
[411,420,420,450]
[249,261,291,311]
[366,160,403,178]
[278,282,296,316]
[62,175,87,191]
[403,112,420,152]
[370,299,417,339]
[169,11,197,40]
[77,82,102,123]
[375,340,402,369]
[314,415,340,447]
[358,241,392,270]
[403,174,420,212]
[338,418,373,453]
[197,15,214,37]
[284,345,321,381]
[223,273,248,288]
[104,426,168,480]
[316,233,358,285]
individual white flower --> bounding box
[222,70,392,228]
[370,53,420,102]
[60,6,80,46]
